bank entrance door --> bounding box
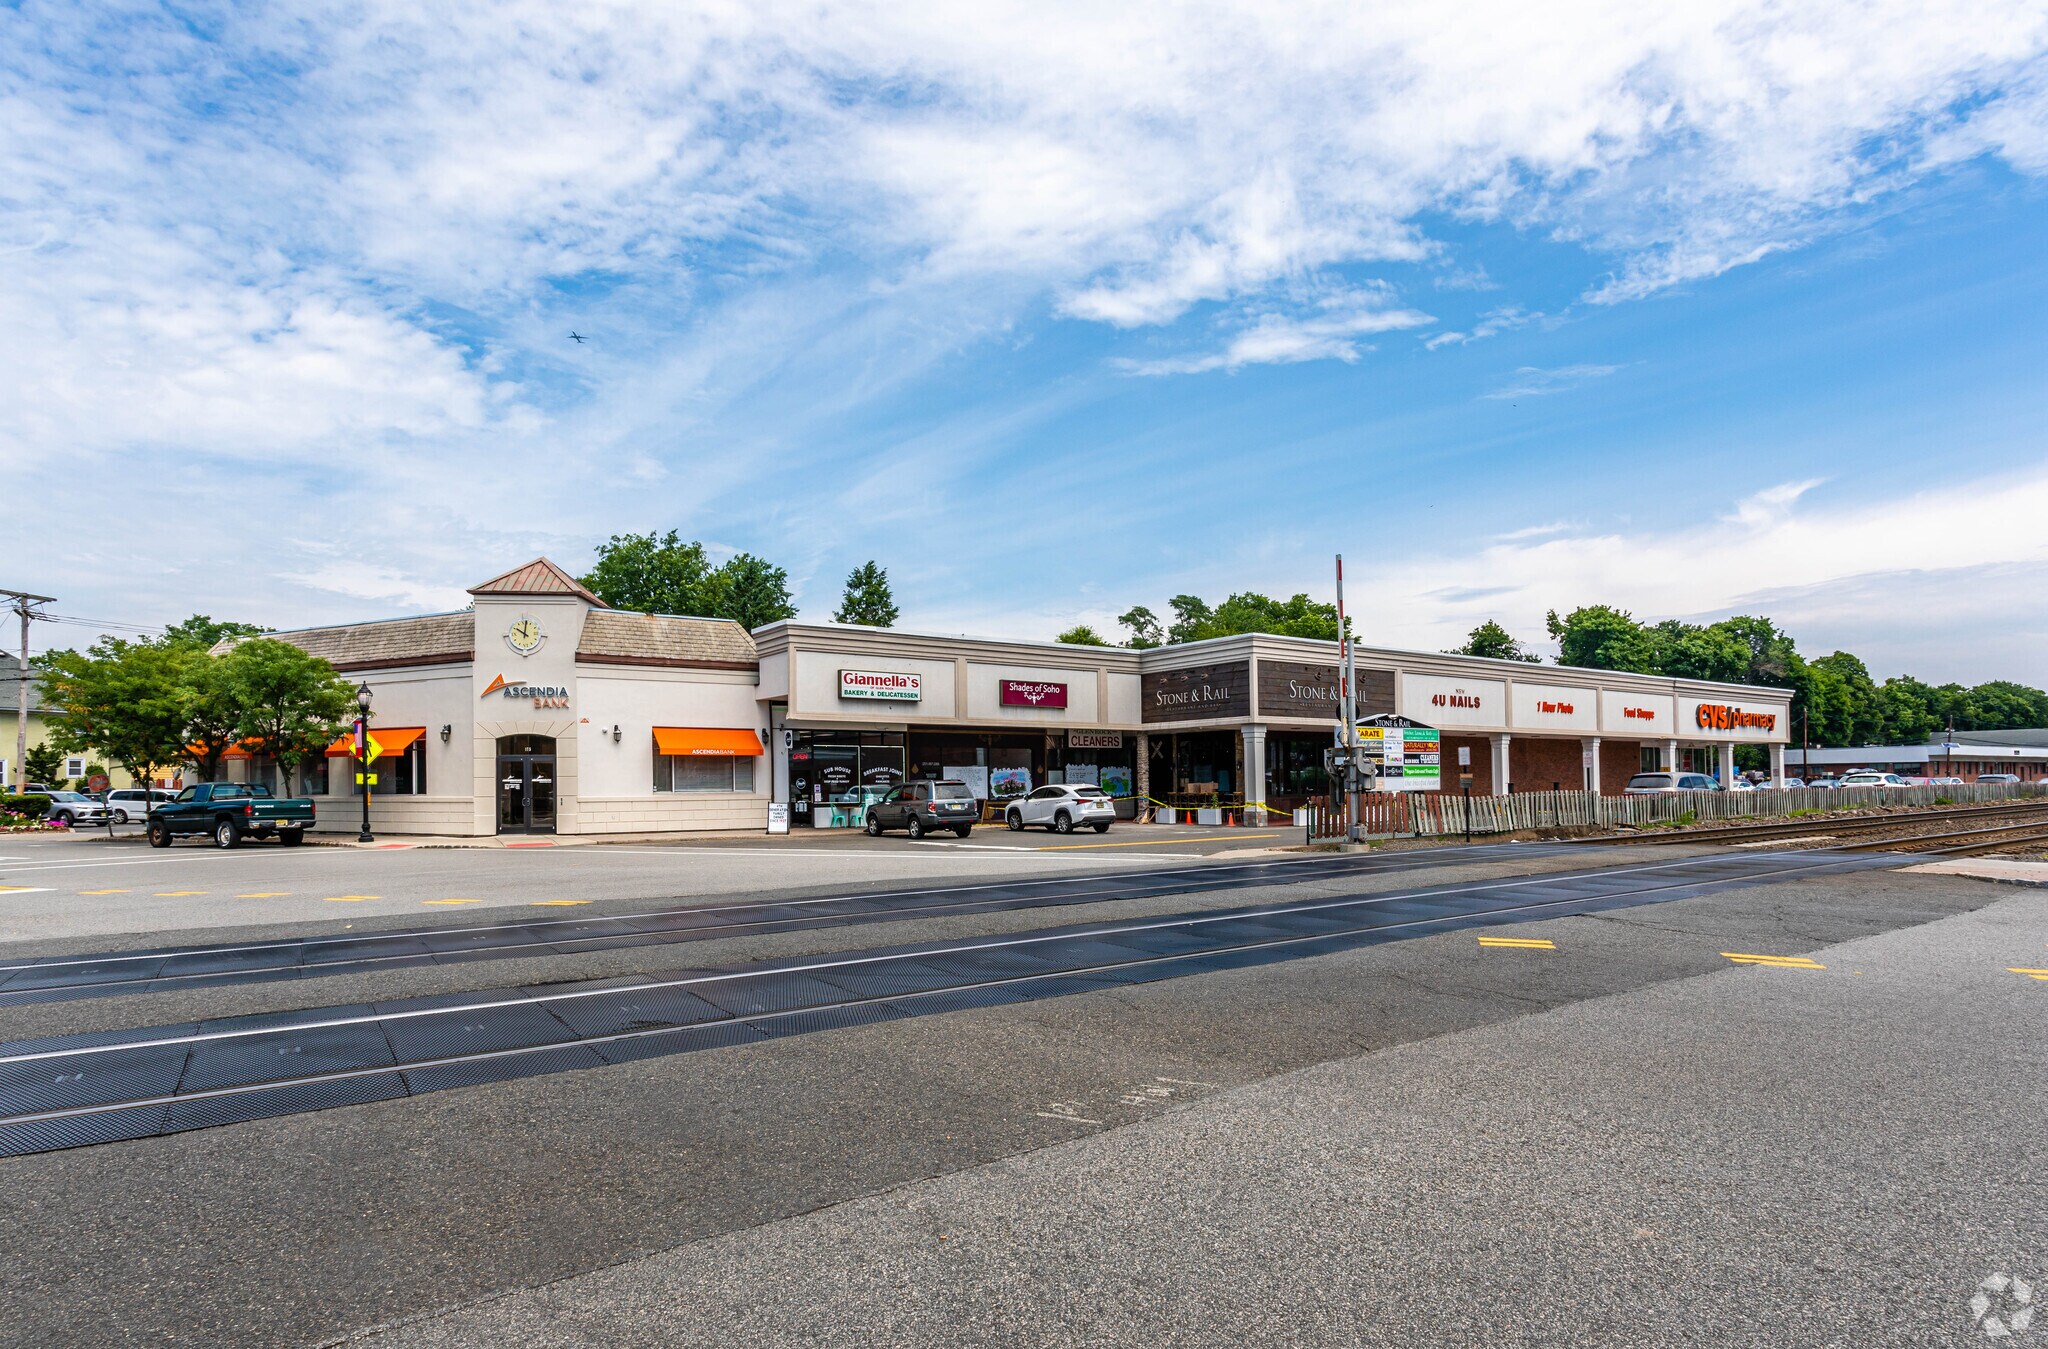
[496,735,557,834]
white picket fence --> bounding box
[1304,780,2048,842]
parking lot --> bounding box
[0,824,1303,944]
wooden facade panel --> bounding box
[1142,661,1251,723]
[1255,660,1394,721]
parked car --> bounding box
[145,782,317,848]
[1622,772,1723,795]
[1779,777,1806,789]
[865,779,979,838]
[1928,776,1966,786]
[1837,771,1911,789]
[105,788,179,823]
[1007,783,1117,833]
[1976,773,2023,784]
[42,790,111,827]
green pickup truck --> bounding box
[145,782,317,849]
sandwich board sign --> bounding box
[1353,714,1441,792]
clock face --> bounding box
[506,617,544,655]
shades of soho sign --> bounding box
[839,669,922,701]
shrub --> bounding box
[0,794,52,820]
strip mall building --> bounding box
[248,558,1796,837]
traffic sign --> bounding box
[87,772,110,793]
[354,772,379,787]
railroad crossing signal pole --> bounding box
[1336,555,1359,844]
[5,590,55,794]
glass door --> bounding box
[527,760,556,831]
[495,735,559,834]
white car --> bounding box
[1005,784,1116,834]
[1976,773,2023,784]
[1837,771,1911,789]
[1928,777,1966,786]
[105,788,178,823]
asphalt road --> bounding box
[0,848,2030,1346]
[351,875,2048,1349]
[0,824,1295,943]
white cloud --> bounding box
[1482,363,1622,398]
[1117,286,1433,375]
[1425,305,1542,348]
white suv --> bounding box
[1837,771,1910,789]
[105,788,178,823]
[1005,784,1116,834]
[1622,772,1723,795]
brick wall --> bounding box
[1441,735,1493,795]
[1510,737,1585,793]
[1599,739,1643,795]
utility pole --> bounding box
[4,590,55,793]
[1336,555,1359,844]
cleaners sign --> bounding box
[839,669,922,702]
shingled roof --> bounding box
[575,609,756,669]
[468,557,605,607]
[259,613,476,671]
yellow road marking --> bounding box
[2010,967,2048,981]
[1722,952,1824,969]
[154,890,207,897]
[0,885,41,893]
[425,898,482,905]
[323,894,380,902]
[79,888,131,895]
[1478,936,1555,949]
[1037,832,1286,851]
[531,899,590,906]
[237,892,291,898]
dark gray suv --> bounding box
[865,780,978,838]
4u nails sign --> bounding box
[839,669,922,702]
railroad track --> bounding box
[1840,820,2048,857]
[1581,800,2048,848]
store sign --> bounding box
[1398,674,1505,728]
[1069,731,1124,750]
[480,673,569,708]
[839,669,922,701]
[1001,679,1068,709]
[1511,682,1597,731]
[1142,661,1251,723]
[1355,718,1442,793]
[1256,660,1394,721]
[1696,702,1777,732]
[1599,691,1673,735]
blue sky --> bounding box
[5,2,2047,684]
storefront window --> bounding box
[351,743,425,795]
[655,756,756,792]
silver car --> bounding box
[1005,783,1115,834]
[43,790,111,826]
[1621,772,1724,795]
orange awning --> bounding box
[653,727,764,757]
[325,726,427,757]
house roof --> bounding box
[0,653,43,714]
[1945,728,2048,749]
[468,557,605,607]
[255,613,476,671]
[575,609,756,669]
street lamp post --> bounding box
[355,682,374,843]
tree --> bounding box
[703,553,797,631]
[222,639,356,796]
[580,531,714,615]
[1054,624,1109,646]
[37,637,195,793]
[1810,652,1880,745]
[1450,620,1541,663]
[1118,606,1163,649]
[162,615,263,650]
[183,651,248,784]
[1544,605,1655,672]
[833,562,899,627]
[23,743,62,786]
[1964,680,2048,730]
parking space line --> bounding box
[154,890,207,897]
[1722,952,1825,969]
[0,886,53,895]
[531,899,590,906]
[1477,936,1556,949]
[2009,967,2048,981]
[323,895,380,902]
[79,889,131,895]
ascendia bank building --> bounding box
[238,558,1794,838]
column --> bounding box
[1582,737,1602,794]
[1664,738,1679,774]
[1135,732,1151,805]
[1491,734,1512,796]
[1719,741,1737,786]
[1770,742,1787,789]
[1240,724,1268,821]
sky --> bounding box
[5,1,2047,685]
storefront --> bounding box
[225,557,1796,837]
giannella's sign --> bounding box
[1695,702,1775,732]
[482,673,570,708]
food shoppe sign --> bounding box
[838,669,922,702]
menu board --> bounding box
[944,765,989,800]
[1355,724,1441,792]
